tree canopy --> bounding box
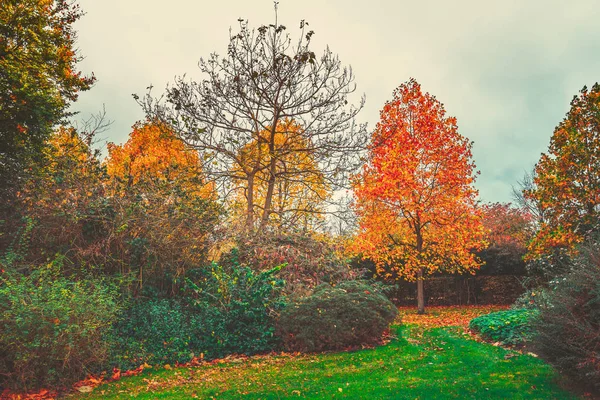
[137,14,365,234]
[351,79,486,313]
[229,119,330,233]
[0,0,94,202]
[526,83,600,259]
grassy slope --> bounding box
[74,325,576,400]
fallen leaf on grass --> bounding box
[77,386,93,393]
[398,305,510,329]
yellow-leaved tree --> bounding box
[229,119,329,233]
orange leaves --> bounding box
[106,121,214,200]
[102,120,221,276]
[481,202,533,249]
[399,305,509,329]
[525,83,600,259]
[19,126,103,218]
[351,79,486,280]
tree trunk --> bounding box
[260,156,278,231]
[260,124,279,231]
[417,267,425,314]
[415,225,425,314]
[246,173,255,231]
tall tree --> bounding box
[19,122,220,292]
[137,12,365,234]
[351,79,486,314]
[106,121,216,202]
[526,83,600,260]
[17,125,107,269]
[0,0,94,202]
[481,203,533,250]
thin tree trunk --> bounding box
[260,122,279,231]
[246,173,255,231]
[416,224,426,314]
[260,156,278,231]
[417,267,425,314]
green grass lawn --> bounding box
[73,325,576,399]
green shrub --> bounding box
[0,256,121,390]
[220,235,357,298]
[513,287,553,310]
[185,263,287,357]
[469,308,538,346]
[109,297,198,370]
[111,263,286,370]
[532,239,600,391]
[277,281,398,352]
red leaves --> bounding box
[351,79,486,281]
[481,202,533,248]
[0,388,56,400]
[0,364,154,400]
[111,368,121,381]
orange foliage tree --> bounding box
[105,121,220,291]
[526,83,600,260]
[106,121,215,200]
[481,203,533,249]
[351,79,486,313]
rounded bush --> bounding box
[277,281,398,352]
[469,308,538,346]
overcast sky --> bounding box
[71,0,600,204]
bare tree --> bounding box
[136,9,366,234]
[512,167,546,226]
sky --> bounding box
[71,0,600,204]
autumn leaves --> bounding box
[525,84,600,259]
[130,77,488,315]
[351,79,487,313]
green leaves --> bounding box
[277,281,397,352]
[469,309,538,346]
[0,256,121,389]
[0,0,94,199]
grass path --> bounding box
[72,306,576,400]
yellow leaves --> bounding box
[230,118,330,229]
[525,83,600,259]
[106,121,215,202]
[399,305,509,328]
[20,126,101,216]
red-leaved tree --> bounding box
[351,79,486,314]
